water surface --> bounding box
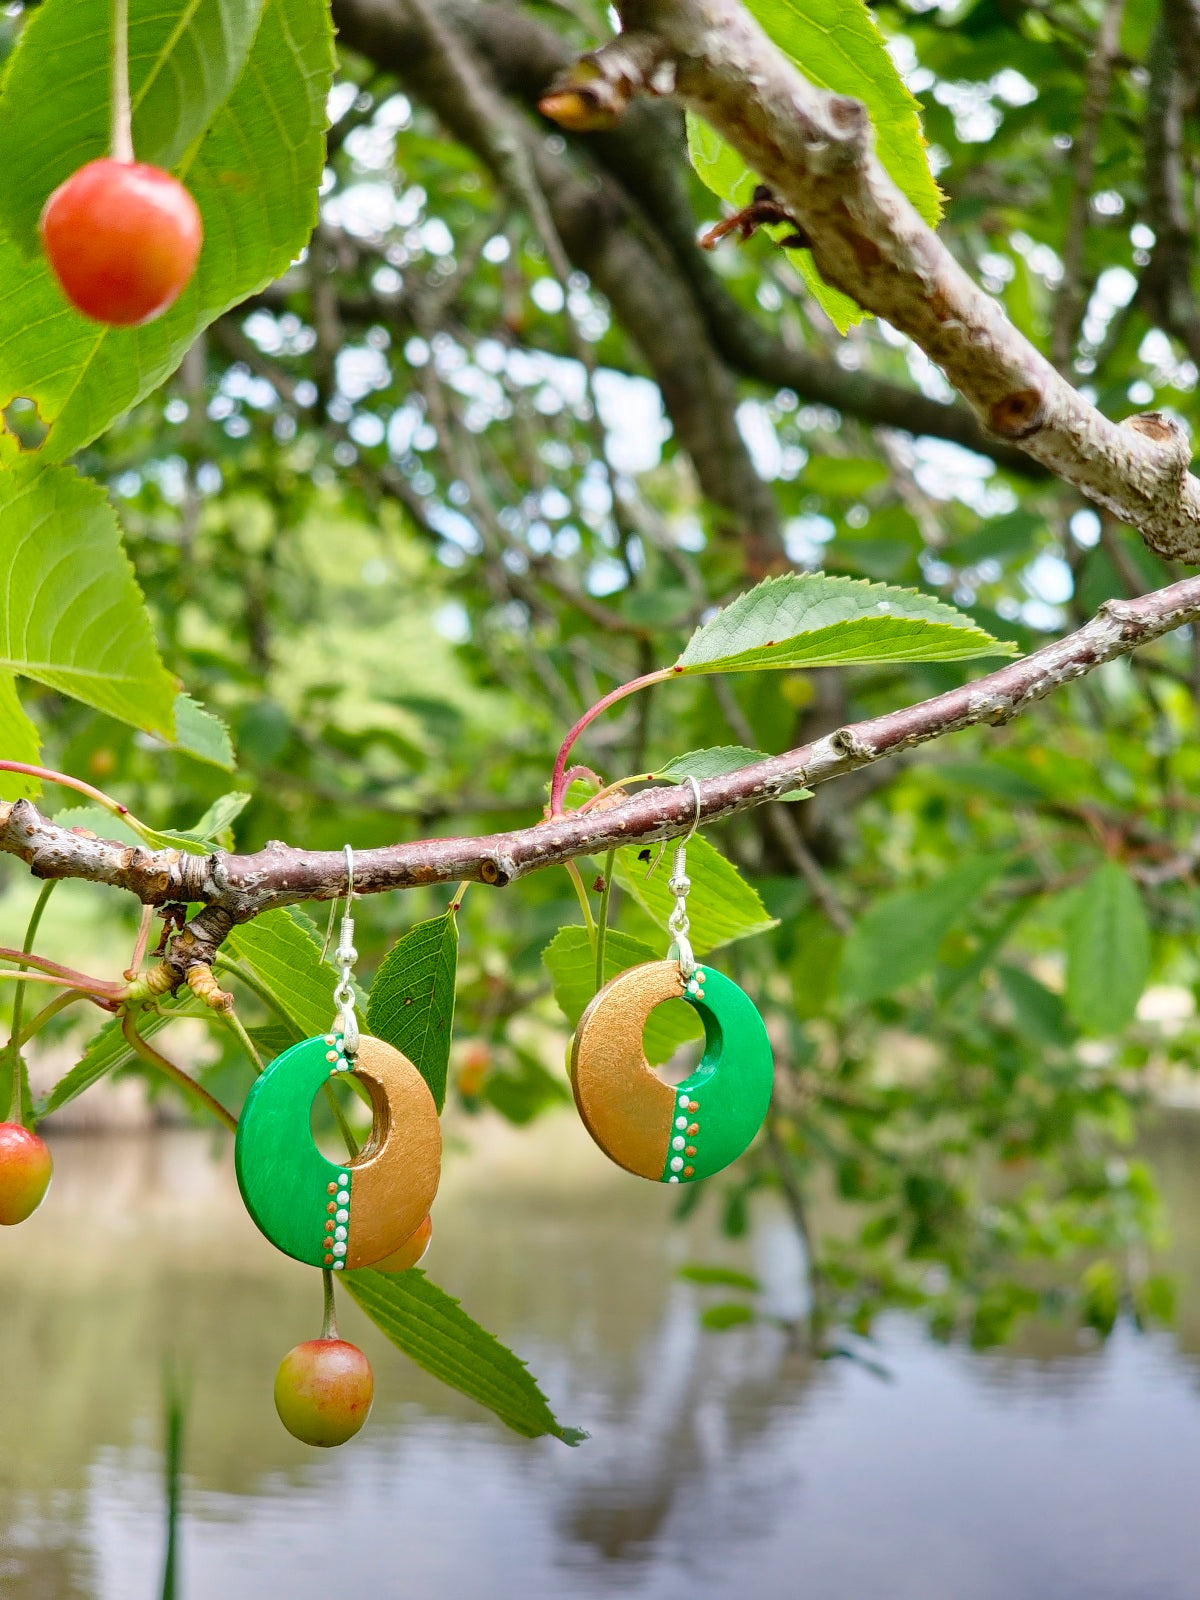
[4,1112,1200,1599]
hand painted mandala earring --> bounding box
[235,847,441,1270]
[570,779,774,1184]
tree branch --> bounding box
[545,0,1200,561]
[4,579,1200,959]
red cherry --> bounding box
[372,1213,432,1274]
[0,1124,52,1225]
[274,1338,374,1448]
[39,158,202,326]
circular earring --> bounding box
[569,780,774,1184]
[235,847,441,1270]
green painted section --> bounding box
[661,966,773,1183]
[234,1034,352,1268]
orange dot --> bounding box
[687,1123,699,1136]
[327,1182,337,1194]
[324,1254,335,1266]
[685,1146,696,1157]
[683,1166,694,1178]
[325,1220,335,1232]
[327,1201,336,1213]
[688,1101,699,1112]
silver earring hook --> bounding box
[644,774,704,880]
[665,776,700,979]
[331,844,360,1058]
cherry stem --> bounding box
[548,668,672,817]
[120,1010,238,1133]
[563,859,595,937]
[321,1269,339,1340]
[14,990,90,1051]
[111,0,134,162]
[4,882,57,1122]
[594,849,616,991]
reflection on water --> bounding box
[4,1110,1200,1599]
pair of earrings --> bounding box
[234,848,441,1272]
[235,799,775,1276]
[571,781,775,1184]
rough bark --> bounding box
[547,0,1200,560]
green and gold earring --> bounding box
[569,780,774,1184]
[235,847,441,1269]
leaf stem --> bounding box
[120,1010,237,1132]
[0,762,149,834]
[548,668,672,816]
[0,943,123,996]
[594,849,616,991]
[321,1269,339,1339]
[14,990,89,1050]
[224,1009,265,1075]
[563,860,595,940]
[111,0,134,162]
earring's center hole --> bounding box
[309,1069,373,1162]
[643,997,705,1086]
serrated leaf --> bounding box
[841,856,1006,1002]
[676,574,1016,675]
[169,693,236,770]
[614,835,777,953]
[0,0,266,252]
[678,1264,760,1292]
[0,0,333,458]
[1064,862,1150,1036]
[0,670,41,799]
[226,908,344,1041]
[542,926,702,1065]
[685,0,940,333]
[139,790,251,853]
[366,913,458,1112]
[655,746,767,781]
[40,1001,191,1116]
[343,1267,585,1444]
[0,461,177,732]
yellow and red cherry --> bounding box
[372,1213,432,1274]
[274,1338,374,1448]
[39,158,202,327]
[0,1124,52,1225]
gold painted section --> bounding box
[345,1036,442,1268]
[569,961,682,1179]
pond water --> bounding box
[4,1110,1200,1600]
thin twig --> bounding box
[120,1011,238,1133]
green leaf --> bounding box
[0,462,177,733]
[841,856,1007,1002]
[542,925,702,1066]
[655,746,767,780]
[0,0,334,459]
[482,1048,570,1125]
[613,835,777,953]
[998,964,1076,1050]
[226,908,342,1041]
[0,671,41,799]
[653,746,812,801]
[678,1263,760,1292]
[40,1002,191,1116]
[1064,862,1150,1036]
[169,694,236,770]
[52,805,145,848]
[366,913,459,1112]
[138,791,251,854]
[675,574,1016,675]
[343,1267,586,1444]
[699,1302,756,1330]
[0,0,267,252]
[685,0,940,332]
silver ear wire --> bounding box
[666,776,701,979]
[331,843,360,1058]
